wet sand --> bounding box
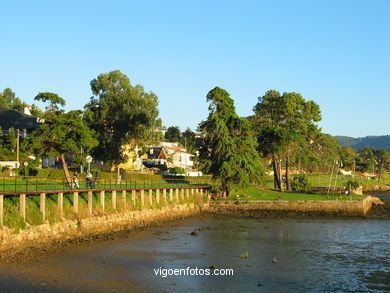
[0,214,389,292]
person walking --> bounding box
[72,171,80,189]
[86,171,93,188]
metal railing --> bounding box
[0,176,210,194]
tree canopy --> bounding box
[253,90,321,190]
[34,92,66,112]
[164,126,181,142]
[27,110,98,183]
[199,87,263,197]
[84,70,160,168]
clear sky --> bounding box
[1,0,389,137]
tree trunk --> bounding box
[279,159,284,192]
[117,167,120,184]
[272,157,281,190]
[286,153,291,191]
[220,178,231,198]
[60,153,72,186]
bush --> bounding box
[291,174,309,191]
[168,167,185,175]
[36,169,50,177]
[345,179,360,190]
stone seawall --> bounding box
[0,203,204,252]
[208,196,384,217]
[0,196,385,254]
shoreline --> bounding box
[0,196,388,264]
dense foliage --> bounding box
[83,70,161,170]
[199,87,263,197]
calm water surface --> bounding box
[1,216,389,293]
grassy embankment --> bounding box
[227,186,366,201]
[221,173,388,202]
[261,173,390,190]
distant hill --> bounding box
[335,135,390,152]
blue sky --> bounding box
[1,0,389,137]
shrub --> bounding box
[36,169,50,177]
[291,174,309,191]
[168,167,185,175]
[345,179,360,190]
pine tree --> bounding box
[199,87,263,197]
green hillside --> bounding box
[335,135,390,151]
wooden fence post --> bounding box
[163,189,167,203]
[156,189,160,204]
[0,195,3,226]
[73,192,79,214]
[176,188,179,202]
[112,190,117,210]
[40,193,46,220]
[169,189,173,201]
[88,191,93,216]
[58,193,63,218]
[100,191,105,211]
[20,194,26,221]
[149,189,153,206]
[181,189,184,201]
[186,189,189,200]
[132,190,136,205]
[122,190,126,209]
[141,190,145,206]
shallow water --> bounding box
[1,216,389,292]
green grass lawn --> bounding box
[228,186,366,201]
[262,173,389,190]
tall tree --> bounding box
[253,90,321,190]
[7,127,17,152]
[164,126,181,142]
[34,92,66,113]
[84,70,160,170]
[373,149,390,182]
[340,146,357,170]
[199,87,263,197]
[27,111,98,184]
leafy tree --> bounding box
[373,149,390,182]
[314,133,341,172]
[30,104,44,118]
[27,111,98,184]
[0,88,27,111]
[253,90,321,190]
[84,70,160,170]
[199,87,263,197]
[180,128,202,153]
[340,146,357,170]
[10,97,25,112]
[34,92,66,113]
[164,126,181,142]
[2,88,16,106]
[8,127,17,152]
[0,91,6,107]
[356,147,375,173]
